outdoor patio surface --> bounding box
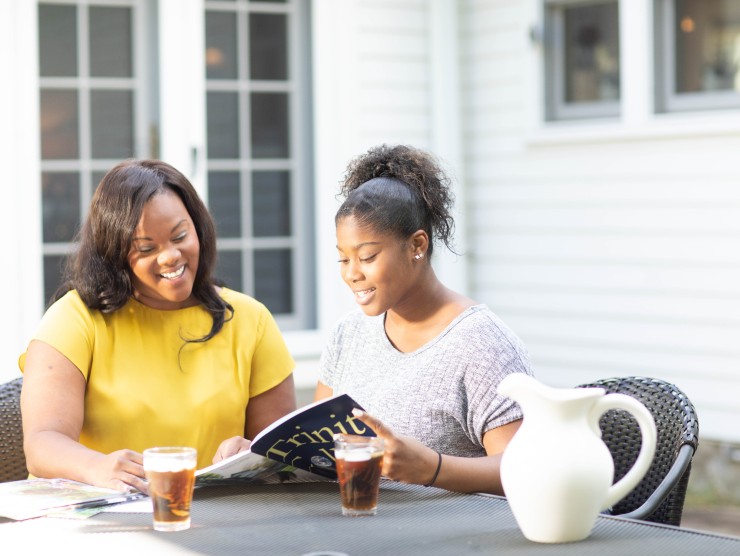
[681,505,740,538]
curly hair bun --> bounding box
[337,144,456,256]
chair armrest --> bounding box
[618,444,694,521]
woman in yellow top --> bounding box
[20,159,296,493]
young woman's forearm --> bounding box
[428,453,505,495]
[25,430,102,481]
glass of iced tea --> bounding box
[143,446,197,532]
[333,434,385,516]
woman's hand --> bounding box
[351,409,440,486]
[212,436,252,463]
[88,449,147,494]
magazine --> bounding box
[0,478,145,521]
[195,393,373,484]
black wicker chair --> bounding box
[0,377,28,482]
[577,376,699,526]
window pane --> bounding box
[207,92,240,158]
[92,171,107,190]
[40,89,80,159]
[216,250,243,291]
[42,172,80,243]
[43,254,67,307]
[250,13,288,80]
[91,90,134,159]
[39,4,78,77]
[89,7,133,78]
[252,171,291,237]
[255,249,292,314]
[675,0,740,93]
[564,2,620,103]
[250,92,289,158]
[206,11,238,80]
[209,171,242,238]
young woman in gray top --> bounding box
[315,144,533,495]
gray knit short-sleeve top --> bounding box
[319,305,533,457]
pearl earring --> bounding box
[414,253,424,260]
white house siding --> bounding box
[0,1,43,384]
[309,0,448,389]
[312,0,456,316]
[348,0,434,152]
[460,0,740,443]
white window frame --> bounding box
[544,0,621,121]
[656,0,740,113]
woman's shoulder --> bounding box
[44,289,91,317]
[454,304,508,328]
[449,305,526,347]
[436,305,531,376]
[32,290,97,351]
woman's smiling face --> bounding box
[127,188,200,310]
[336,216,418,316]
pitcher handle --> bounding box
[589,393,657,511]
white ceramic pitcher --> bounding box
[498,374,657,543]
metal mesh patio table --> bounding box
[1,479,738,555]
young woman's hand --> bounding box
[212,436,252,463]
[351,409,440,486]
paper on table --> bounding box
[0,478,146,520]
[102,498,152,513]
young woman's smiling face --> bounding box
[336,216,418,316]
[127,188,200,310]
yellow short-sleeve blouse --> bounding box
[19,288,294,470]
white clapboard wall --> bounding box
[461,1,740,443]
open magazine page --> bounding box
[249,393,371,479]
[195,450,289,485]
[193,393,370,483]
[0,478,144,521]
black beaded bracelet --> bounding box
[424,451,443,487]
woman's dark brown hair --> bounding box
[54,159,232,344]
